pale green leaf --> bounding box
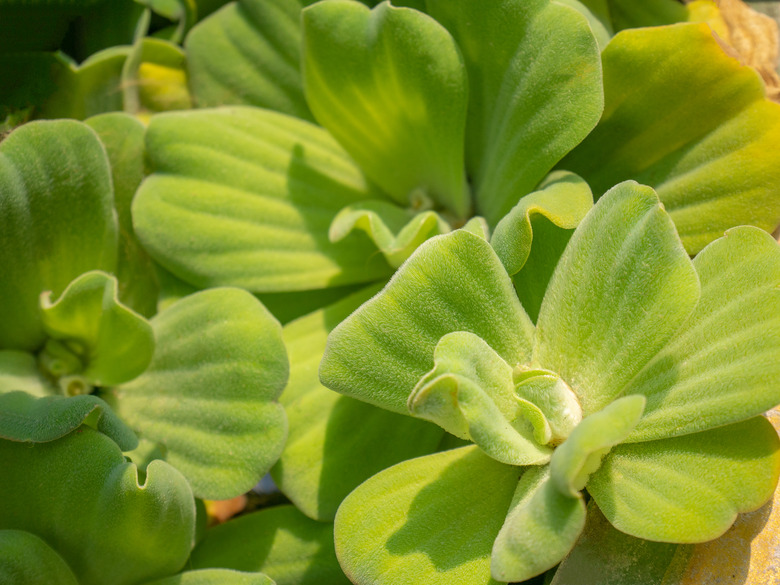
[302,0,470,218]
[0,351,52,397]
[133,106,393,291]
[40,271,154,387]
[190,505,349,585]
[550,502,691,585]
[589,417,780,543]
[626,226,780,442]
[533,182,700,416]
[559,23,780,254]
[555,0,612,49]
[491,466,586,583]
[143,569,276,585]
[186,0,313,119]
[409,331,551,465]
[320,229,534,415]
[513,368,582,446]
[491,171,593,277]
[0,120,117,351]
[427,0,603,224]
[0,391,137,449]
[86,112,159,318]
[330,200,451,268]
[115,288,288,500]
[550,395,645,497]
[335,446,519,585]
[272,285,444,521]
[0,428,195,585]
[0,530,79,585]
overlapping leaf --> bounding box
[335,446,519,585]
[186,0,314,119]
[272,285,444,521]
[560,23,780,253]
[320,229,534,415]
[302,0,470,218]
[0,530,79,585]
[0,120,117,351]
[115,288,288,499]
[133,107,393,291]
[0,428,195,585]
[533,181,700,416]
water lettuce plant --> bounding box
[320,181,780,583]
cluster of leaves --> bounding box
[1,0,780,584]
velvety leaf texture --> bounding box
[133,106,393,291]
[0,530,79,585]
[0,428,195,585]
[320,229,534,415]
[186,0,313,119]
[560,23,780,254]
[115,288,289,500]
[0,120,117,351]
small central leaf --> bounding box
[513,368,582,446]
[302,0,470,218]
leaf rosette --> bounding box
[0,119,290,501]
[320,181,780,584]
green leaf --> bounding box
[0,427,195,585]
[0,391,137,449]
[330,200,451,269]
[559,23,780,254]
[589,416,780,543]
[605,0,689,31]
[302,0,470,218]
[0,351,52,397]
[0,120,117,351]
[320,229,534,415]
[550,502,692,585]
[335,446,519,585]
[533,182,700,416]
[272,285,444,521]
[64,0,145,62]
[40,271,154,387]
[0,530,79,585]
[37,47,130,120]
[426,0,603,224]
[491,171,593,277]
[190,505,349,585]
[491,466,586,583]
[115,288,288,500]
[555,0,612,49]
[409,331,551,465]
[626,227,780,442]
[133,106,393,292]
[549,395,645,497]
[86,112,160,318]
[186,0,314,120]
[513,369,582,446]
[143,569,276,585]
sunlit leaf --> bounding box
[143,569,276,585]
[533,182,699,416]
[133,106,393,292]
[335,446,519,585]
[190,505,349,585]
[626,226,780,442]
[303,0,470,218]
[589,417,780,542]
[186,0,314,119]
[272,285,444,521]
[0,427,195,585]
[0,120,117,351]
[427,0,603,224]
[115,288,288,500]
[559,23,780,254]
[321,229,534,415]
[491,466,586,583]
